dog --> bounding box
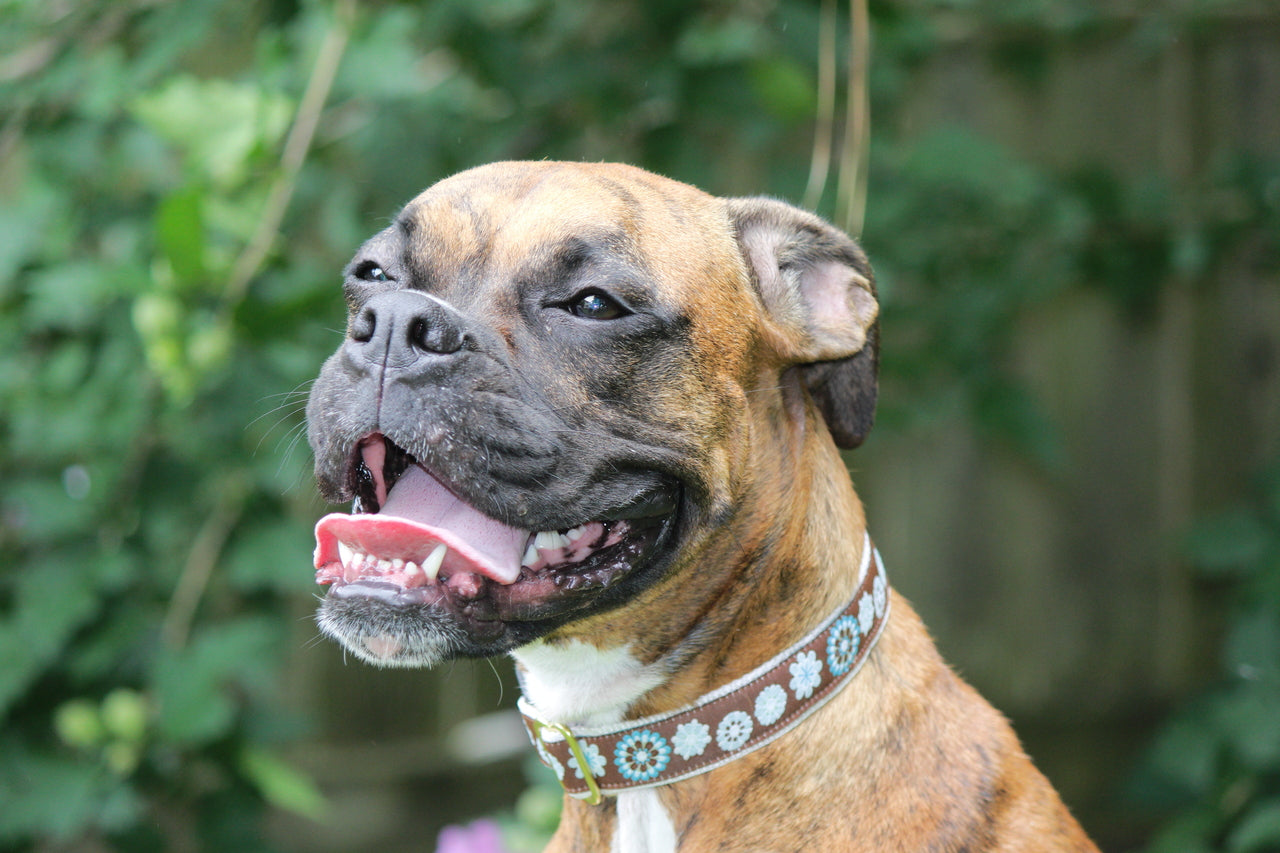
[306,161,1099,852]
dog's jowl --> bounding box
[306,162,1099,852]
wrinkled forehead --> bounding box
[394,162,746,299]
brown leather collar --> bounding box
[519,534,890,803]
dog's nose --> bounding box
[346,290,467,372]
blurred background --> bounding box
[2,0,1279,850]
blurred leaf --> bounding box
[156,185,210,288]
[1186,510,1273,578]
[748,56,816,122]
[1217,683,1280,770]
[1143,711,1221,797]
[1229,800,1280,852]
[153,618,282,745]
[0,744,142,843]
[0,559,101,717]
[131,76,293,189]
[238,746,328,821]
[23,260,122,331]
[676,14,767,65]
[1144,810,1217,853]
[1224,606,1280,680]
[225,519,317,594]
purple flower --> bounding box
[435,818,507,853]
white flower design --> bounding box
[789,650,823,700]
[672,720,711,759]
[857,591,875,635]
[716,710,754,752]
[754,684,787,726]
[568,742,607,780]
[873,571,888,617]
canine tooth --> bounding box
[422,543,447,582]
[521,542,540,567]
[338,542,355,567]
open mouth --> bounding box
[313,434,676,626]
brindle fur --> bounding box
[307,162,1098,851]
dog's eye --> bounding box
[354,262,391,282]
[569,291,628,321]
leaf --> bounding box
[1143,809,1217,853]
[152,618,282,745]
[1229,800,1280,853]
[1216,683,1280,769]
[1185,510,1272,578]
[131,76,293,188]
[0,745,142,843]
[676,14,767,66]
[749,57,815,122]
[155,185,209,289]
[0,559,102,717]
[24,260,120,331]
[238,746,327,821]
[225,520,317,594]
[1143,711,1221,796]
[1224,607,1280,681]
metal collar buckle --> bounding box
[526,716,604,805]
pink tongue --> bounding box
[313,466,528,584]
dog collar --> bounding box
[518,534,890,803]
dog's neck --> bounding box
[513,416,866,730]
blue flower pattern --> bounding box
[614,729,672,782]
[826,615,862,676]
[534,557,886,789]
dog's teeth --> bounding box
[422,543,447,582]
[565,525,586,542]
[521,541,540,567]
[391,558,405,571]
[338,542,355,567]
[377,559,393,574]
[404,561,420,576]
[535,531,569,550]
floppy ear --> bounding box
[727,197,880,449]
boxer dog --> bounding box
[306,162,1098,851]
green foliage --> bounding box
[1131,463,1280,852]
[0,0,1276,849]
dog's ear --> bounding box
[727,197,879,449]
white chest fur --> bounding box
[613,788,677,853]
[512,640,677,852]
[512,639,666,727]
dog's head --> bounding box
[306,162,877,667]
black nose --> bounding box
[345,290,467,372]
